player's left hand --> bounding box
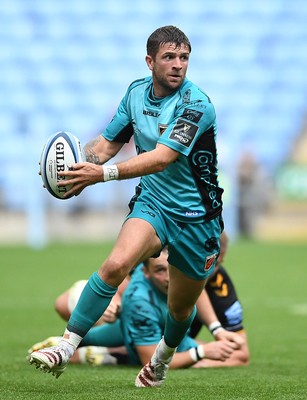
[57,162,104,197]
[101,300,121,324]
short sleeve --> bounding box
[158,101,216,156]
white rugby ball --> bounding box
[40,131,85,199]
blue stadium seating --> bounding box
[1,0,307,211]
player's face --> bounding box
[146,43,190,97]
[143,251,169,295]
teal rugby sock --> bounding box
[67,272,117,337]
[164,306,197,348]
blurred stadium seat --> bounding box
[1,0,307,213]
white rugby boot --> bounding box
[135,338,176,387]
[29,344,72,379]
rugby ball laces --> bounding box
[40,131,85,199]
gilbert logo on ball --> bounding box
[40,131,84,199]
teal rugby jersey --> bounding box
[103,76,223,223]
[120,264,167,365]
[120,264,197,365]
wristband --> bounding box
[102,165,119,181]
[208,321,224,336]
[189,346,205,362]
[189,347,198,362]
[196,345,205,360]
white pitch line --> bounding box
[289,304,307,316]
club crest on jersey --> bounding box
[183,89,191,103]
[204,253,218,271]
[159,124,168,136]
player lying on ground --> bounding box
[28,236,249,368]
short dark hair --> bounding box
[146,25,191,59]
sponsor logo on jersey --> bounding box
[182,108,203,123]
[204,253,218,271]
[187,100,208,109]
[191,150,222,210]
[169,118,198,147]
[141,209,156,218]
[185,211,200,217]
[143,110,160,117]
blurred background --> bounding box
[0,0,307,247]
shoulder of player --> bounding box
[121,288,159,319]
[126,76,151,93]
[178,79,215,113]
[123,274,155,303]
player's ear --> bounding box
[145,55,153,71]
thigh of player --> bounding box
[168,216,222,281]
[99,203,166,286]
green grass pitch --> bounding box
[0,239,307,400]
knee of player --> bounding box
[236,343,250,366]
[54,293,71,321]
[237,332,250,365]
[240,348,250,366]
[99,257,131,286]
[168,303,195,322]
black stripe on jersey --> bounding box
[188,125,223,220]
[206,265,243,332]
[127,184,142,214]
[148,290,155,306]
[113,122,134,143]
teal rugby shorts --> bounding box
[126,197,222,281]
